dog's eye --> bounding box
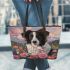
[29,34,33,38]
[39,35,42,38]
[36,34,41,38]
[31,34,33,37]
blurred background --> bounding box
[0,0,70,70]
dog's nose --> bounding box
[33,41,37,44]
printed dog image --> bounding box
[24,28,51,55]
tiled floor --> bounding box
[0,49,70,70]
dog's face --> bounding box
[25,29,49,46]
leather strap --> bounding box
[23,0,45,35]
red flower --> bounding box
[38,53,48,59]
[20,52,28,57]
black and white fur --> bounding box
[24,29,51,54]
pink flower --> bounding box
[20,53,27,58]
[52,50,58,53]
[14,55,20,59]
[38,53,48,59]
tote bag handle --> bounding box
[23,0,46,36]
[33,0,45,28]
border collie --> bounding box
[24,28,51,54]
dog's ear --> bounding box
[24,30,32,41]
[21,30,32,39]
[21,33,25,37]
[37,28,49,36]
[37,28,45,32]
[45,31,49,36]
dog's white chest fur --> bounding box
[26,43,51,54]
[26,44,39,54]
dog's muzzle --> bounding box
[32,41,37,44]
